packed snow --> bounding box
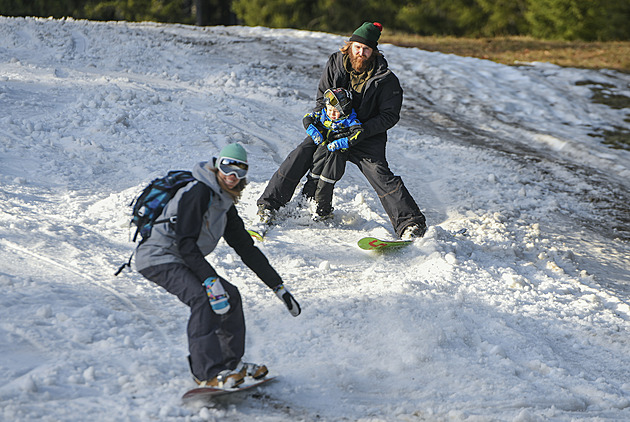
[1,16,630,421]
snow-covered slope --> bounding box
[1,17,629,421]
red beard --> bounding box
[349,51,374,73]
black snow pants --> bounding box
[306,144,349,216]
[257,137,426,237]
[139,263,245,381]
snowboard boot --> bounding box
[196,369,244,389]
[257,204,276,225]
[401,224,427,240]
[236,361,268,380]
[189,355,245,388]
[314,202,333,222]
[313,211,334,222]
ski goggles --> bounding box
[217,157,248,179]
[324,89,350,116]
[324,89,342,113]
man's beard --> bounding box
[349,51,375,73]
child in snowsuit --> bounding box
[302,88,363,219]
[135,144,301,388]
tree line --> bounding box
[1,0,629,41]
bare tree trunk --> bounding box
[195,0,235,26]
[195,0,209,26]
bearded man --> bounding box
[257,22,427,240]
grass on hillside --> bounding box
[380,34,630,73]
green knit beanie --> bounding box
[349,22,383,50]
[216,143,247,167]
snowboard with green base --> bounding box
[247,215,274,242]
[247,229,265,242]
[247,223,273,241]
[358,228,466,251]
[357,236,413,251]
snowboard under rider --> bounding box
[135,143,301,388]
[302,87,363,219]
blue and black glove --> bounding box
[306,124,324,145]
[327,137,349,151]
[273,284,301,317]
[328,125,362,151]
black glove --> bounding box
[330,127,350,140]
[273,284,301,317]
[331,124,362,140]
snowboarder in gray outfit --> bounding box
[136,143,301,388]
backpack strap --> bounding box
[115,187,214,277]
[153,184,213,227]
[114,252,133,276]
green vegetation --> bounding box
[2,0,630,41]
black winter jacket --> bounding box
[314,51,403,153]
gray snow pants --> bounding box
[139,263,245,381]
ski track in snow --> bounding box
[1,17,630,421]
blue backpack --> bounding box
[130,170,197,243]
[115,170,196,275]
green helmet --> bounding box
[215,143,249,179]
[216,143,248,166]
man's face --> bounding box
[349,42,374,72]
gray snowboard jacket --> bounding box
[135,161,282,290]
